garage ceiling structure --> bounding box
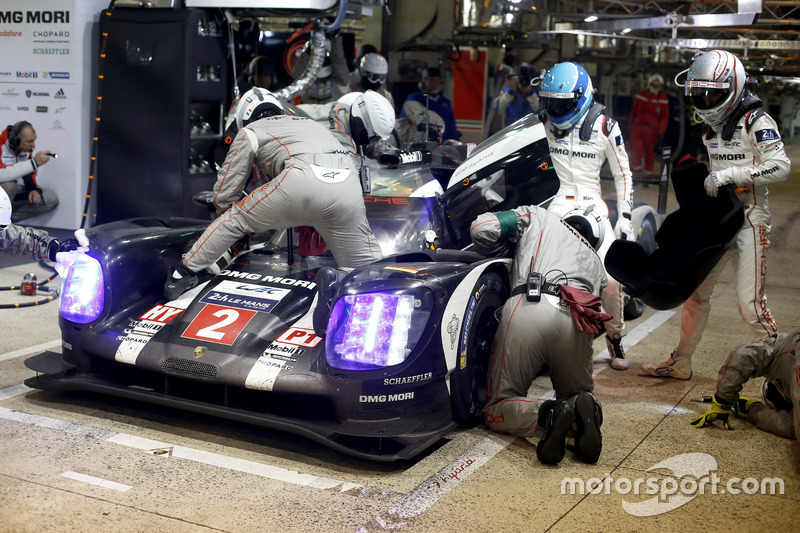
[452,0,800,80]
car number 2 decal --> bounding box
[182,304,257,345]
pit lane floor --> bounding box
[1,144,799,532]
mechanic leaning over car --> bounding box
[641,50,790,380]
[689,326,799,442]
[470,205,611,465]
[163,87,384,300]
[538,61,634,371]
[296,89,396,161]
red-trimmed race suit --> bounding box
[544,110,633,338]
[470,205,608,437]
[715,328,800,441]
[676,109,789,359]
[181,114,383,273]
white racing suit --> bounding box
[545,108,633,337]
[470,205,608,437]
[715,328,800,441]
[676,108,789,358]
[182,115,382,272]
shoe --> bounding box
[732,397,761,420]
[573,392,603,464]
[536,400,575,465]
[641,351,692,380]
[163,263,198,300]
[761,379,793,411]
[606,334,630,370]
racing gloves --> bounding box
[559,284,613,335]
[703,167,750,197]
[615,201,634,241]
[690,394,734,429]
[615,213,634,241]
[49,229,90,277]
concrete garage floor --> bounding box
[1,143,799,532]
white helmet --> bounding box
[349,90,395,145]
[0,187,11,226]
[236,87,284,129]
[358,53,388,88]
[562,205,605,250]
[685,50,747,127]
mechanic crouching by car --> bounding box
[538,62,635,372]
[163,88,383,300]
[470,205,611,465]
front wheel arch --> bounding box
[449,270,508,426]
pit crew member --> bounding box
[471,204,611,465]
[164,88,383,300]
[690,327,799,442]
[538,61,634,371]
[642,50,790,380]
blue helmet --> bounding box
[539,62,594,130]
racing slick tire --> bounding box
[450,271,508,426]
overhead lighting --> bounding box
[584,15,598,22]
[621,27,632,34]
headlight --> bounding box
[326,289,433,370]
[60,254,105,324]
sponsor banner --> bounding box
[245,297,318,391]
[115,304,187,364]
[200,280,291,313]
[0,1,75,78]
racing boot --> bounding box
[761,378,793,411]
[573,392,603,464]
[164,262,198,301]
[641,350,692,380]
[536,400,575,465]
[606,334,629,370]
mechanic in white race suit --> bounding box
[471,205,611,465]
[163,88,384,300]
[538,62,634,371]
[642,50,790,380]
[689,327,799,442]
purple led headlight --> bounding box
[60,254,105,324]
[326,290,432,370]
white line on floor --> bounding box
[60,471,133,492]
[0,406,375,494]
[0,383,32,401]
[0,339,60,362]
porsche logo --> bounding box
[193,346,208,359]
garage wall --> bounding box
[0,0,108,230]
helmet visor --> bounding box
[364,72,387,85]
[540,91,578,118]
[687,82,730,110]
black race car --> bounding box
[24,114,656,461]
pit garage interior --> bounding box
[1,0,799,531]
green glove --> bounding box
[732,397,762,420]
[690,394,734,429]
